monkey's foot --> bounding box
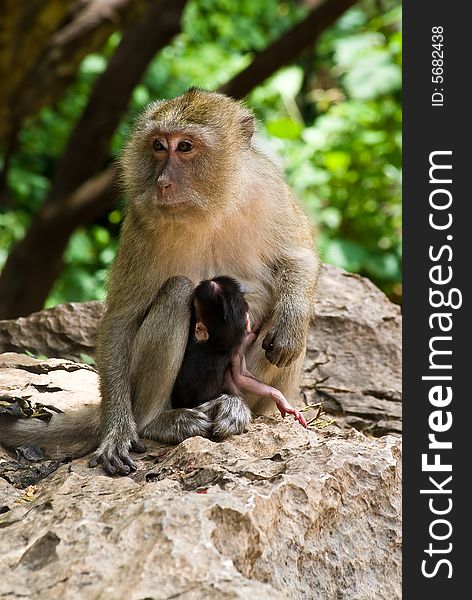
[143,408,213,445]
[199,395,251,441]
[89,437,146,476]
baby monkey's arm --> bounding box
[230,349,307,428]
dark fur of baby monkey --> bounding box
[172,276,307,431]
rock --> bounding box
[0,301,103,362]
[0,353,98,486]
[0,265,402,435]
[305,265,402,436]
[0,352,98,414]
[0,418,402,600]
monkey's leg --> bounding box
[268,351,305,401]
[130,277,213,445]
[91,276,198,475]
[197,395,251,441]
[144,395,251,446]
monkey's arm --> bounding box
[263,248,319,367]
[230,356,307,427]
[239,331,258,354]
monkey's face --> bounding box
[121,89,255,218]
[124,124,229,217]
[150,131,214,213]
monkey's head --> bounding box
[121,88,255,218]
[193,276,249,351]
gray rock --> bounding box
[0,301,103,362]
[0,352,98,414]
[0,418,401,600]
[305,265,401,436]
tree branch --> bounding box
[219,0,357,99]
[0,0,152,140]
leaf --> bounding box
[320,207,342,230]
[65,231,94,263]
[324,151,351,173]
[108,210,122,225]
[79,354,96,366]
[325,239,368,272]
[345,51,401,99]
[364,253,401,281]
[266,118,303,140]
[334,33,385,69]
[132,85,150,106]
[80,54,107,75]
[302,127,328,150]
[268,66,304,98]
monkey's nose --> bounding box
[158,180,172,194]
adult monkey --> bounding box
[0,89,319,475]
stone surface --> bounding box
[0,295,402,599]
[0,418,402,600]
[305,265,402,436]
[0,301,103,362]
[0,352,98,413]
[0,265,402,435]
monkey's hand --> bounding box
[277,405,308,428]
[270,389,307,428]
[89,436,147,476]
[262,326,305,367]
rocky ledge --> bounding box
[0,416,401,600]
[0,264,402,599]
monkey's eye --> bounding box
[153,140,166,151]
[177,141,193,153]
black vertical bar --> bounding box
[404,1,468,597]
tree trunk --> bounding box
[0,0,188,319]
[0,170,116,318]
[0,0,152,140]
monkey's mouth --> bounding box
[155,192,188,210]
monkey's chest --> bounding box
[155,239,274,320]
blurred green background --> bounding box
[0,0,401,315]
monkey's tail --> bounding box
[0,404,101,459]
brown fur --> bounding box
[0,89,319,475]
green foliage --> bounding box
[46,224,117,307]
[183,0,304,52]
[249,3,402,300]
[1,0,402,306]
[0,211,28,267]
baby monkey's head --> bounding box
[193,276,250,351]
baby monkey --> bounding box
[171,276,307,429]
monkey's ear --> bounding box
[195,322,209,342]
[240,110,255,146]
